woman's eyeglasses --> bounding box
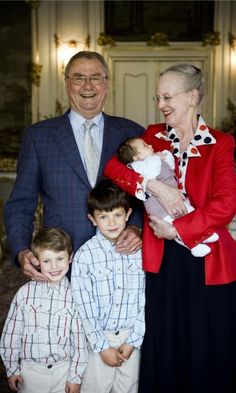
[152,90,189,104]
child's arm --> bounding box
[67,307,88,386]
[125,268,146,350]
[8,375,24,391]
[0,289,24,378]
[71,248,111,353]
[65,382,81,393]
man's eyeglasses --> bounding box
[66,74,108,86]
[152,90,189,104]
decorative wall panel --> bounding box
[104,45,214,127]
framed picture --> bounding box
[105,1,214,42]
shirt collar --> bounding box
[43,275,70,294]
[69,109,103,130]
[155,115,216,158]
[95,229,116,253]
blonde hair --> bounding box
[31,227,73,258]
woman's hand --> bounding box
[147,180,187,218]
[149,215,178,240]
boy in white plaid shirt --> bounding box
[0,227,88,393]
[71,179,145,393]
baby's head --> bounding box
[31,227,73,284]
[117,137,154,164]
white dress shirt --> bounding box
[68,109,104,167]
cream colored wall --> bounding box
[103,44,214,127]
[31,0,236,130]
[31,0,104,122]
[213,1,236,128]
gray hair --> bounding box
[160,63,205,104]
[65,51,109,78]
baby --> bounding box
[117,137,219,257]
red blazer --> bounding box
[105,124,236,285]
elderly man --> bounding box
[4,51,144,281]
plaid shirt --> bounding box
[71,230,145,353]
[0,276,88,383]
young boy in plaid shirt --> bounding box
[0,227,88,393]
[71,179,145,393]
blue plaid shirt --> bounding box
[71,230,145,353]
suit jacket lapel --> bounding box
[98,113,120,179]
[49,112,123,187]
[50,112,90,188]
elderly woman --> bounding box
[104,63,236,393]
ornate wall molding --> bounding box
[202,31,221,46]
[31,62,43,86]
[103,44,215,127]
[29,1,236,130]
[147,32,169,47]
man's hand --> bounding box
[118,343,134,360]
[100,347,126,367]
[65,382,81,393]
[18,249,49,281]
[8,375,24,391]
[149,215,177,240]
[115,225,142,254]
[147,180,187,218]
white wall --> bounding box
[31,0,236,130]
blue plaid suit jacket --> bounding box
[4,111,144,262]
